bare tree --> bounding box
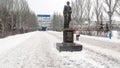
[94,0,103,24]
[93,0,104,35]
[25,11,37,30]
[104,0,118,31]
[0,0,13,33]
[52,13,58,31]
[0,0,37,36]
[52,13,63,31]
[85,0,94,35]
[71,0,86,27]
[115,0,120,15]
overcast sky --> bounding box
[26,0,75,15]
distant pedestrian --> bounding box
[108,31,112,39]
[76,29,80,40]
[109,32,112,39]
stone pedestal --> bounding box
[63,29,74,43]
[56,43,82,52]
[56,28,82,52]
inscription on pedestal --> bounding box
[66,32,73,42]
[63,29,74,43]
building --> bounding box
[37,14,52,30]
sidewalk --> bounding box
[78,35,120,52]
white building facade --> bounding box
[37,14,52,30]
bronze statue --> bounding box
[63,1,72,28]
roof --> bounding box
[37,14,50,17]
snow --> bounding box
[0,31,120,68]
[0,31,36,54]
[112,31,119,40]
[47,31,120,67]
[75,41,120,62]
[80,34,120,43]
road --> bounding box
[0,31,120,68]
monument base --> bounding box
[56,43,82,52]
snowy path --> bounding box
[47,31,120,68]
[0,31,120,68]
[0,31,63,68]
[0,32,35,54]
[79,36,120,52]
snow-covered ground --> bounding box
[0,31,120,68]
[0,32,36,54]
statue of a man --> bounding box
[63,1,72,29]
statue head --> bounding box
[67,1,70,6]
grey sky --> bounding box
[26,0,75,15]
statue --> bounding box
[56,1,82,52]
[63,1,72,29]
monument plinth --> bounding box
[56,28,82,52]
[63,28,74,43]
[56,1,82,52]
